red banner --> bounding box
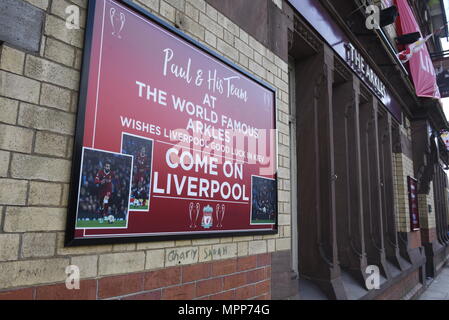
[66,0,277,244]
[395,0,441,99]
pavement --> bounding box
[419,265,449,300]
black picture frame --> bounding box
[64,0,279,246]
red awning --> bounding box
[395,0,441,99]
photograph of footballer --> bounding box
[121,133,154,211]
[250,176,277,225]
[76,148,133,228]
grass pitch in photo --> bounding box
[76,148,133,229]
[121,133,153,211]
[251,176,277,224]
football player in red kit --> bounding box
[135,147,148,183]
[134,147,149,207]
[95,161,114,218]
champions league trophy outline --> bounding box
[188,202,201,228]
[195,203,200,228]
[188,202,194,228]
[215,204,225,228]
[110,7,126,39]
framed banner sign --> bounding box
[407,176,420,231]
[65,0,278,245]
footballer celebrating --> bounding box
[95,161,115,220]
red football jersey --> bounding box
[136,153,148,173]
[95,169,114,196]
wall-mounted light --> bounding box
[380,6,399,27]
[396,32,421,45]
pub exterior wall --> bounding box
[0,0,290,298]
[1,0,448,300]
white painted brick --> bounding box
[28,181,62,206]
[145,249,165,270]
[0,179,28,206]
[34,131,68,157]
[267,239,276,253]
[217,39,239,61]
[205,30,217,48]
[185,1,199,21]
[0,46,25,75]
[112,243,137,252]
[210,243,237,260]
[160,1,176,22]
[0,151,10,177]
[186,0,205,12]
[276,237,291,251]
[0,258,69,289]
[249,240,267,255]
[0,97,19,125]
[136,241,175,250]
[45,15,84,48]
[23,0,49,10]
[137,0,160,12]
[198,245,212,262]
[56,233,113,255]
[0,71,40,104]
[51,0,87,27]
[19,103,75,135]
[25,55,80,91]
[44,38,76,67]
[0,124,34,153]
[237,241,248,257]
[165,246,199,266]
[21,232,57,258]
[4,207,66,232]
[199,12,223,38]
[71,255,98,278]
[0,234,20,261]
[11,153,71,182]
[98,252,146,275]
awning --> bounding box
[395,0,441,99]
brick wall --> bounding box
[0,0,291,299]
[393,150,415,233]
[419,182,436,230]
[0,253,271,300]
[374,269,420,300]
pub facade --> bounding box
[0,0,448,300]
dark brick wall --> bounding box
[374,270,420,300]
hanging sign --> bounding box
[65,0,278,245]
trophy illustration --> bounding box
[188,202,201,228]
[195,203,200,228]
[188,202,194,228]
[216,204,225,228]
[110,7,126,38]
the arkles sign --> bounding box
[345,43,387,99]
[407,176,420,231]
[287,0,402,122]
[65,0,278,245]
